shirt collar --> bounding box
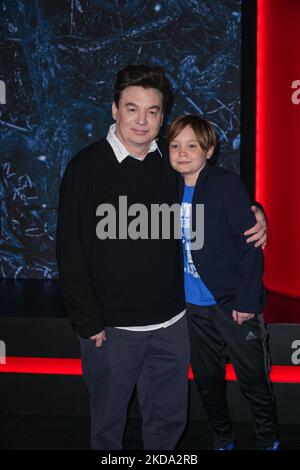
[106,123,162,163]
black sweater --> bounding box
[56,138,185,337]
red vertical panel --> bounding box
[256,0,300,298]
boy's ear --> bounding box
[207,146,214,159]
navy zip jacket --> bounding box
[179,163,265,314]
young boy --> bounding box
[167,114,280,450]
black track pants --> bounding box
[186,303,279,449]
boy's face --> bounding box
[112,86,164,155]
[169,125,214,183]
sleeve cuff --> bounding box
[76,316,105,338]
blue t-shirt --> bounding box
[181,185,216,306]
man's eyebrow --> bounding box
[125,102,161,110]
[147,105,161,110]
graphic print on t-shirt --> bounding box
[181,185,216,306]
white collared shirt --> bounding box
[105,124,186,331]
[106,123,162,163]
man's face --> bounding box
[112,86,164,155]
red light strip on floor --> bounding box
[189,364,300,384]
[0,357,82,375]
[0,358,299,383]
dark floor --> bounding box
[0,414,299,450]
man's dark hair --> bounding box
[114,64,173,112]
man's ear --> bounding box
[112,102,118,120]
[207,146,215,159]
[160,113,164,127]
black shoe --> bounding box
[214,441,236,450]
[265,440,280,450]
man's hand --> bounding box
[89,330,106,348]
[232,310,255,325]
[244,205,267,248]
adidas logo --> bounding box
[246,331,257,341]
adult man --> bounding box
[56,64,266,450]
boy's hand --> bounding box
[244,206,267,248]
[232,310,255,325]
[90,330,106,348]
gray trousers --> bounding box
[79,315,191,450]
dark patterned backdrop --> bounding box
[0,0,241,279]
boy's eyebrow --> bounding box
[171,139,199,143]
